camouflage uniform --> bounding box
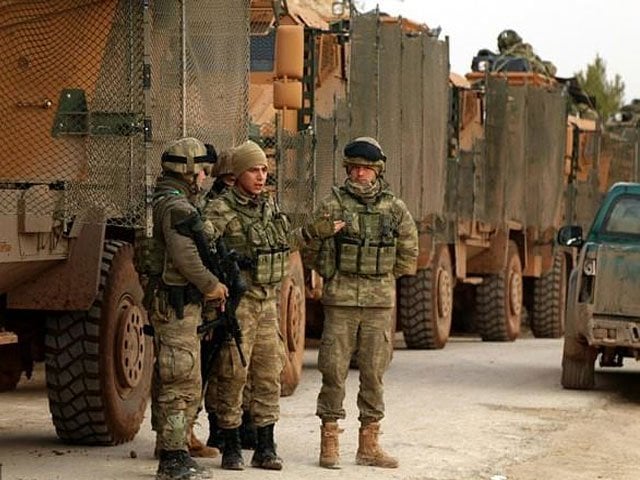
[309,184,418,421]
[204,188,287,428]
[304,137,418,469]
[201,149,258,451]
[203,140,300,471]
[150,173,220,451]
[148,137,220,480]
[496,30,556,77]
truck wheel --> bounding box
[476,240,522,341]
[45,241,153,445]
[398,244,453,349]
[279,252,306,397]
[561,336,596,390]
[530,253,567,338]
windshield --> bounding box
[603,195,640,235]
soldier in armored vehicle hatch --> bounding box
[495,28,557,77]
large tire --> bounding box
[531,253,567,338]
[561,336,596,390]
[45,241,153,445]
[279,252,306,397]
[476,240,522,341]
[398,245,453,349]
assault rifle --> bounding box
[175,214,249,389]
[197,236,249,386]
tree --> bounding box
[575,55,625,121]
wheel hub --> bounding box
[286,284,302,353]
[436,268,453,319]
[116,295,145,390]
[509,270,523,317]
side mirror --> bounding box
[557,225,583,247]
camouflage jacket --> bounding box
[204,187,303,301]
[304,183,418,307]
[152,176,219,293]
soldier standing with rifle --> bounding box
[148,137,228,480]
[303,137,418,469]
[200,150,258,453]
[203,140,338,471]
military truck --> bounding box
[253,5,639,350]
[0,0,250,444]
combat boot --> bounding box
[206,412,224,451]
[156,450,194,480]
[239,408,257,450]
[355,422,399,468]
[319,421,343,469]
[251,423,283,470]
[221,428,245,470]
[187,425,219,458]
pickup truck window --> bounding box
[604,196,640,234]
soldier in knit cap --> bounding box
[203,140,340,471]
[201,147,258,454]
[303,136,418,470]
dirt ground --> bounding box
[2,335,640,480]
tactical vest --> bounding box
[320,186,399,277]
[134,187,182,281]
[222,192,291,285]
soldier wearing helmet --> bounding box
[208,148,236,198]
[150,137,228,480]
[496,29,556,77]
[497,29,522,54]
[303,137,418,469]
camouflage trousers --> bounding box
[204,365,252,414]
[316,306,394,424]
[215,296,285,429]
[150,300,202,452]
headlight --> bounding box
[583,257,596,276]
[583,245,597,276]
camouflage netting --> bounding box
[0,0,249,228]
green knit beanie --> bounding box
[232,140,268,177]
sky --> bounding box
[360,0,639,104]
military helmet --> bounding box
[497,29,522,52]
[212,149,234,178]
[161,137,217,175]
[343,136,386,173]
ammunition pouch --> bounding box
[253,246,290,285]
[336,237,396,276]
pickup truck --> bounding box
[558,182,640,389]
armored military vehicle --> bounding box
[0,0,249,444]
[257,6,638,350]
